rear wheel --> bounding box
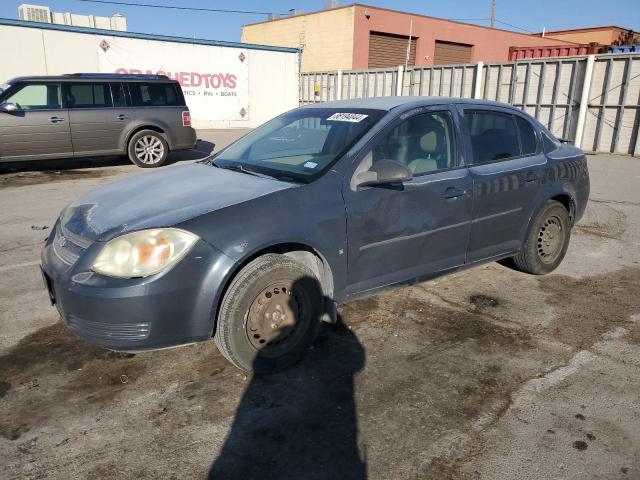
[214,254,322,373]
[128,130,168,168]
[512,200,571,275]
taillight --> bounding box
[182,111,191,127]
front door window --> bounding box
[370,110,457,176]
[5,83,61,110]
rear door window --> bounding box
[67,83,111,108]
[542,132,560,153]
[465,110,520,163]
[5,83,61,110]
[129,83,179,107]
[515,116,537,156]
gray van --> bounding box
[0,73,197,167]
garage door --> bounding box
[368,32,416,68]
[433,40,473,65]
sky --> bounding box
[1,0,639,42]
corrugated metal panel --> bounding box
[299,53,640,155]
[582,54,640,154]
[368,32,416,68]
[342,67,398,99]
[299,70,339,104]
[433,41,472,65]
[405,64,475,98]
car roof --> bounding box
[7,73,177,84]
[303,96,515,112]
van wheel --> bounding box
[512,200,571,275]
[214,254,322,373]
[128,130,168,168]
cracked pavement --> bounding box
[0,140,639,479]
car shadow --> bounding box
[208,276,368,480]
[0,139,215,174]
[166,139,215,164]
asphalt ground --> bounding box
[0,132,639,479]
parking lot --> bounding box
[1,132,639,479]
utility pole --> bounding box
[490,0,495,28]
[404,19,413,72]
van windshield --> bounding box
[210,108,385,182]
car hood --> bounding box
[59,163,297,242]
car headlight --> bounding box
[92,228,199,278]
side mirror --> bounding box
[0,102,17,113]
[356,159,413,188]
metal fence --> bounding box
[300,53,640,155]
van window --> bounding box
[111,83,127,107]
[465,110,520,163]
[516,116,537,155]
[67,83,111,108]
[129,83,179,107]
[5,83,61,110]
[371,111,456,175]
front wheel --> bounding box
[511,200,571,275]
[214,254,322,373]
[128,130,169,168]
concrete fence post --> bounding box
[396,65,404,96]
[336,69,343,101]
[473,62,484,99]
[574,55,596,149]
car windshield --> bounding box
[210,107,385,182]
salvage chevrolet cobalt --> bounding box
[41,97,590,372]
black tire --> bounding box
[127,130,169,168]
[214,254,322,373]
[512,200,571,275]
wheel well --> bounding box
[551,194,575,223]
[126,125,167,149]
[212,243,335,333]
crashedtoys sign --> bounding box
[99,37,249,121]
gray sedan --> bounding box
[41,97,590,372]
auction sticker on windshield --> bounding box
[327,112,369,122]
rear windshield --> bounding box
[211,108,385,182]
[128,82,183,107]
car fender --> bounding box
[119,119,173,151]
[518,182,578,245]
[201,237,338,336]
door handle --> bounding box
[116,114,128,120]
[49,116,65,123]
[443,187,467,199]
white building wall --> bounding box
[0,23,299,129]
[247,49,299,128]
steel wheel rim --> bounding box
[245,281,306,357]
[537,214,564,264]
[134,135,164,164]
